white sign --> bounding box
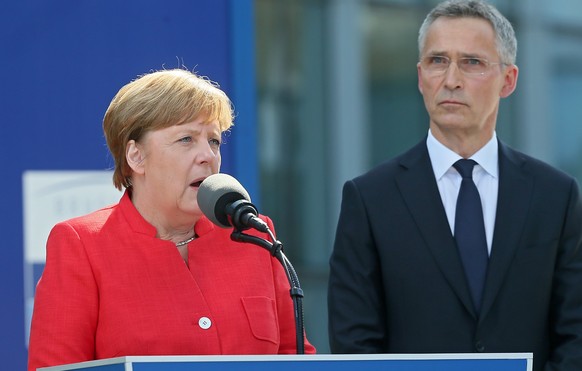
[23,170,122,263]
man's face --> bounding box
[417,17,518,143]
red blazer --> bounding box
[28,192,315,370]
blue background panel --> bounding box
[0,1,256,369]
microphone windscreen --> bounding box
[197,173,251,228]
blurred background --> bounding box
[256,0,582,354]
[2,0,582,368]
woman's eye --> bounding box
[209,138,221,148]
[179,136,192,143]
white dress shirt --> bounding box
[426,130,499,255]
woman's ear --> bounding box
[126,140,145,175]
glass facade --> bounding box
[255,0,582,353]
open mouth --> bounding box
[190,176,207,188]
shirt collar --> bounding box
[426,129,499,180]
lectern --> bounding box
[39,353,533,371]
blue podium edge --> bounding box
[39,353,533,371]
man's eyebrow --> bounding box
[425,50,449,56]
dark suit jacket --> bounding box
[328,139,582,371]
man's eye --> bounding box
[431,56,448,65]
[463,58,483,66]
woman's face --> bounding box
[128,117,222,221]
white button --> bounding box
[198,317,212,330]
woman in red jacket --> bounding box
[28,69,315,370]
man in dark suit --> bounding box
[327,1,582,370]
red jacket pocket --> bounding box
[241,296,279,344]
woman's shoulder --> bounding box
[52,201,120,236]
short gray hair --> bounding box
[418,0,517,65]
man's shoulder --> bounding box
[353,139,428,185]
[500,142,577,185]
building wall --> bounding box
[255,0,582,353]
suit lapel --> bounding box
[479,141,533,320]
[395,141,476,317]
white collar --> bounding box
[426,129,499,180]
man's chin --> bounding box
[432,117,468,131]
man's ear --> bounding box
[126,140,145,175]
[417,62,424,95]
[500,64,519,98]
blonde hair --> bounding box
[103,69,234,190]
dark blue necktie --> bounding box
[453,159,488,313]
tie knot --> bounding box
[454,159,477,179]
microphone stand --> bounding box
[230,229,305,355]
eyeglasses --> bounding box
[420,55,506,76]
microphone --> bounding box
[197,173,269,233]
[198,174,305,353]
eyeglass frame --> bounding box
[419,55,508,76]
